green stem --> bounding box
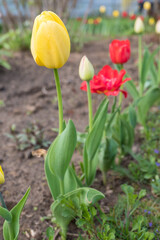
[87,81,93,132]
[61,227,67,240]
[158,35,160,85]
[118,64,124,109]
[0,192,7,209]
[102,171,107,186]
[53,69,63,134]
[60,179,64,195]
[138,35,143,96]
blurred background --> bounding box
[0,0,159,69]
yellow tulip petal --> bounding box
[0,166,5,184]
[36,21,70,69]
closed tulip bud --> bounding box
[31,11,70,69]
[79,56,94,81]
[134,17,145,34]
[155,20,160,34]
[0,166,5,184]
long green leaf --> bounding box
[0,207,12,222]
[138,87,160,125]
[3,187,30,240]
[45,149,60,200]
[83,100,108,186]
[125,81,139,100]
[48,120,77,180]
[141,47,160,92]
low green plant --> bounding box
[0,33,11,70]
[6,123,51,151]
[76,204,115,240]
[107,184,156,239]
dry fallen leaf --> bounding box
[32,149,47,158]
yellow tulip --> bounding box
[88,18,94,24]
[99,5,106,14]
[143,1,151,11]
[0,166,5,184]
[31,11,70,69]
[112,10,120,18]
[148,17,155,26]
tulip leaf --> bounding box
[48,120,77,181]
[0,206,12,222]
[93,97,108,125]
[83,100,108,186]
[3,187,30,240]
[120,117,134,151]
[125,81,139,100]
[140,47,160,93]
[51,187,104,235]
[45,149,60,200]
[138,87,160,125]
[64,166,77,194]
[99,138,118,172]
[129,105,137,128]
[149,60,158,86]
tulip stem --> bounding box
[138,35,143,95]
[158,35,160,85]
[54,69,63,134]
[87,81,93,132]
[118,64,124,108]
[0,192,7,209]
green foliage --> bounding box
[48,120,77,181]
[6,123,51,151]
[76,204,115,240]
[45,227,55,240]
[83,99,108,186]
[6,26,31,51]
[99,138,118,173]
[51,188,104,238]
[128,152,157,182]
[137,88,160,126]
[108,185,156,239]
[0,33,11,70]
[3,187,30,240]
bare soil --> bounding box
[0,35,158,239]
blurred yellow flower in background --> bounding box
[143,1,151,11]
[88,18,94,24]
[0,166,5,184]
[148,17,155,26]
[112,10,120,18]
[99,5,106,14]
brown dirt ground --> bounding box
[0,34,159,240]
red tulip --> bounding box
[122,11,128,18]
[130,14,136,20]
[80,65,131,98]
[140,15,144,21]
[94,19,99,25]
[109,39,131,64]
